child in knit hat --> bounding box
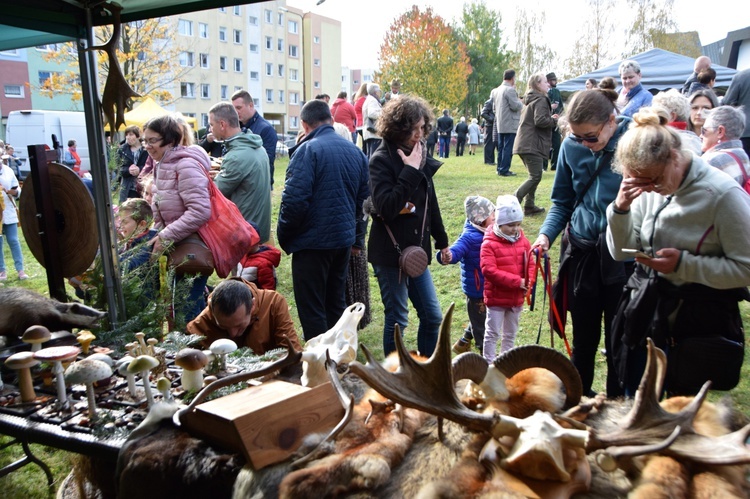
[479,195,535,362]
[437,195,495,354]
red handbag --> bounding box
[197,169,260,278]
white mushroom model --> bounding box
[301,303,363,387]
[175,348,208,392]
[5,352,40,402]
[65,359,112,419]
[156,377,174,403]
[34,346,81,410]
[127,355,160,407]
[87,353,114,367]
[22,325,52,352]
[209,339,237,371]
[116,356,139,399]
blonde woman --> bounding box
[512,72,558,216]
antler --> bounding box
[348,303,501,433]
[589,339,750,466]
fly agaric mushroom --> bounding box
[65,359,112,419]
[22,325,51,352]
[116,356,139,399]
[127,355,159,407]
[76,330,96,355]
[175,348,208,392]
[209,339,237,371]
[5,351,40,402]
[34,346,81,410]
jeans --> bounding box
[497,133,516,174]
[175,273,209,324]
[292,247,350,341]
[365,138,381,159]
[515,153,545,208]
[463,296,486,352]
[0,223,24,272]
[439,136,451,158]
[372,264,442,357]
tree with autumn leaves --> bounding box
[377,6,471,115]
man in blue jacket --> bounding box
[231,90,278,187]
[277,100,370,340]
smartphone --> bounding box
[621,248,651,259]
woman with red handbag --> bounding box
[143,115,212,322]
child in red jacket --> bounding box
[237,242,282,290]
[480,195,535,362]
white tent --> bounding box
[558,48,737,93]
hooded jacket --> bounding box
[152,145,211,244]
[331,98,357,133]
[238,244,282,290]
[215,131,272,242]
[367,139,449,267]
[436,220,485,299]
[513,90,556,157]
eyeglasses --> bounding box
[143,136,163,145]
[570,123,606,144]
[700,127,716,136]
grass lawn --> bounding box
[2,152,749,497]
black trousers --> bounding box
[549,128,561,169]
[292,247,351,341]
[484,135,496,164]
[456,137,466,156]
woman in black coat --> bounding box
[118,125,148,203]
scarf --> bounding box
[493,224,520,243]
[396,139,428,170]
[668,121,687,130]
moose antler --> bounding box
[589,339,750,467]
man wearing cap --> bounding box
[277,100,370,340]
[187,278,302,353]
[546,72,564,171]
[492,69,522,176]
[382,78,402,104]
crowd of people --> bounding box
[4,54,750,399]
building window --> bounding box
[220,85,228,99]
[363,74,372,82]
[179,51,194,67]
[290,92,299,104]
[265,36,272,50]
[313,35,320,44]
[181,82,195,98]
[249,43,259,53]
[4,84,24,98]
[199,22,208,38]
[201,84,210,99]
[233,29,241,44]
[290,68,298,81]
[278,64,284,77]
[279,90,285,103]
[277,38,283,52]
[265,63,273,76]
[200,53,209,68]
[201,113,209,128]
[264,9,272,23]
[265,89,273,102]
[219,27,227,42]
[288,20,298,34]
[38,71,52,85]
[314,81,320,88]
[178,19,193,36]
[314,58,320,66]
[234,58,242,72]
[289,45,298,57]
[250,71,259,81]
[0,49,19,56]
[290,116,299,128]
[233,5,240,15]
[36,44,59,52]
[278,13,284,26]
[252,98,260,106]
[249,15,258,26]
[220,56,227,71]
[218,7,226,12]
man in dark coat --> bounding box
[436,109,454,158]
[481,97,495,165]
[232,90,278,187]
[277,100,370,340]
[546,72,564,171]
[455,117,469,156]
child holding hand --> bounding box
[480,195,535,362]
[436,195,495,355]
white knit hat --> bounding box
[495,195,523,226]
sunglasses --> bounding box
[570,122,606,144]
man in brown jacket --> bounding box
[187,278,302,353]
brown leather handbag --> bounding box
[384,192,429,281]
[168,233,214,276]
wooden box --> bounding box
[180,380,344,469]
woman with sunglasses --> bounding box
[532,88,631,398]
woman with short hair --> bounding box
[618,59,653,118]
[652,89,702,155]
[367,95,450,357]
[513,72,558,216]
[607,106,750,395]
[700,105,750,185]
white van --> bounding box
[5,110,90,180]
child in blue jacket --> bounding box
[436,195,495,354]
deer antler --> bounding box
[589,339,750,466]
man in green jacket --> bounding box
[546,72,564,171]
[209,102,272,242]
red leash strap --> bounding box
[538,252,572,358]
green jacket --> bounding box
[215,131,272,242]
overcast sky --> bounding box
[288,0,747,71]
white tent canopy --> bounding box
[558,48,737,93]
